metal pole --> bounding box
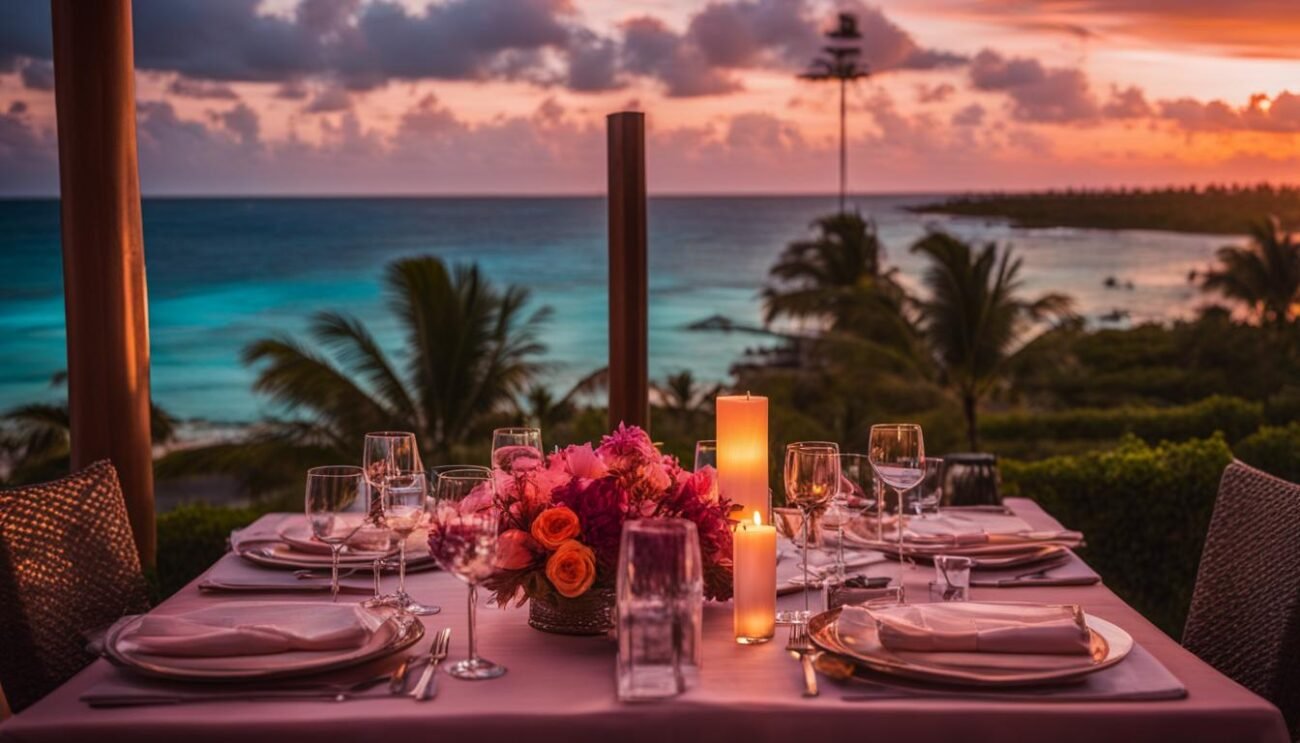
[51,0,155,566]
[839,76,847,214]
[606,112,649,432]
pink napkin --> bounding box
[871,602,1092,655]
[125,603,368,657]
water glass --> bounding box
[362,431,423,608]
[616,519,703,701]
[430,467,505,680]
[914,457,945,517]
[381,470,438,615]
[868,424,924,597]
[783,442,840,622]
[693,440,717,471]
[304,466,366,602]
[491,427,544,473]
[929,554,972,602]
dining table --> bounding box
[0,497,1288,743]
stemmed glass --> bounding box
[693,440,717,471]
[380,469,438,615]
[783,441,840,623]
[915,457,945,518]
[868,424,925,595]
[304,466,366,602]
[362,431,428,612]
[429,467,506,680]
[491,427,544,474]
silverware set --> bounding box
[786,623,819,697]
[410,626,452,701]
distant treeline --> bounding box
[910,184,1300,235]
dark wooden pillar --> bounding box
[51,0,155,566]
[607,112,649,432]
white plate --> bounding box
[809,603,1132,687]
[104,603,422,681]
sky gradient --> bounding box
[1,0,1298,195]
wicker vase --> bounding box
[528,587,616,635]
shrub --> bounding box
[1235,422,1300,484]
[1001,435,1234,637]
[983,395,1263,451]
[153,502,268,599]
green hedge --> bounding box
[1001,435,1234,637]
[983,395,1263,448]
[153,503,268,599]
[1235,422,1300,485]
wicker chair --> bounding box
[1183,460,1300,741]
[0,460,151,712]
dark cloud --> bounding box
[916,83,955,104]
[622,17,740,98]
[20,59,54,91]
[218,103,260,146]
[1101,85,1150,119]
[838,2,967,72]
[564,30,622,92]
[686,0,819,69]
[1159,91,1300,133]
[275,80,311,100]
[952,103,985,127]
[8,101,27,115]
[304,86,352,114]
[169,77,240,100]
[969,49,1098,123]
[0,3,51,72]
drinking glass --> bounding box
[839,453,881,541]
[362,431,426,611]
[304,466,366,602]
[491,427,544,474]
[782,441,840,622]
[915,456,945,517]
[381,470,438,615]
[868,424,925,595]
[616,519,703,701]
[426,464,492,525]
[429,468,505,680]
[693,440,717,471]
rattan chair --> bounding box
[1183,460,1300,741]
[0,460,150,712]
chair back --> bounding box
[1183,460,1300,740]
[0,460,150,712]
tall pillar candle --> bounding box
[733,510,776,643]
[716,394,769,520]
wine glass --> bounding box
[429,467,506,680]
[425,464,492,526]
[304,466,366,602]
[839,453,883,542]
[381,469,438,616]
[491,427,544,474]
[915,456,945,518]
[783,441,840,622]
[362,431,424,610]
[693,440,717,471]
[868,424,925,595]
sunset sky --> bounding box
[1,0,1298,195]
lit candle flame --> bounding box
[752,510,762,526]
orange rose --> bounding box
[530,505,580,550]
[545,540,597,598]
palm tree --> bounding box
[1197,216,1299,328]
[763,212,918,364]
[653,370,719,419]
[911,232,1074,450]
[161,256,550,496]
[2,399,177,485]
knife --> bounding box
[970,575,1100,587]
[411,627,451,701]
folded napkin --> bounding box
[124,603,369,657]
[871,602,1092,655]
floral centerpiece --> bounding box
[484,424,735,634]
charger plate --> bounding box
[103,603,423,682]
[808,604,1132,687]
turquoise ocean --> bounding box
[0,195,1227,425]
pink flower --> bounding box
[640,461,673,493]
[568,443,610,480]
[596,424,656,471]
[495,529,538,570]
[493,445,543,472]
[681,466,719,503]
[458,481,497,515]
[553,476,628,570]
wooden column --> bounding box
[51,0,155,566]
[606,112,649,432]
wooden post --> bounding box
[607,112,649,432]
[51,0,155,567]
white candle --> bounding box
[716,394,768,520]
[734,510,777,644]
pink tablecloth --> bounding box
[0,499,1287,743]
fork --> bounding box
[785,623,819,697]
[410,627,452,701]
